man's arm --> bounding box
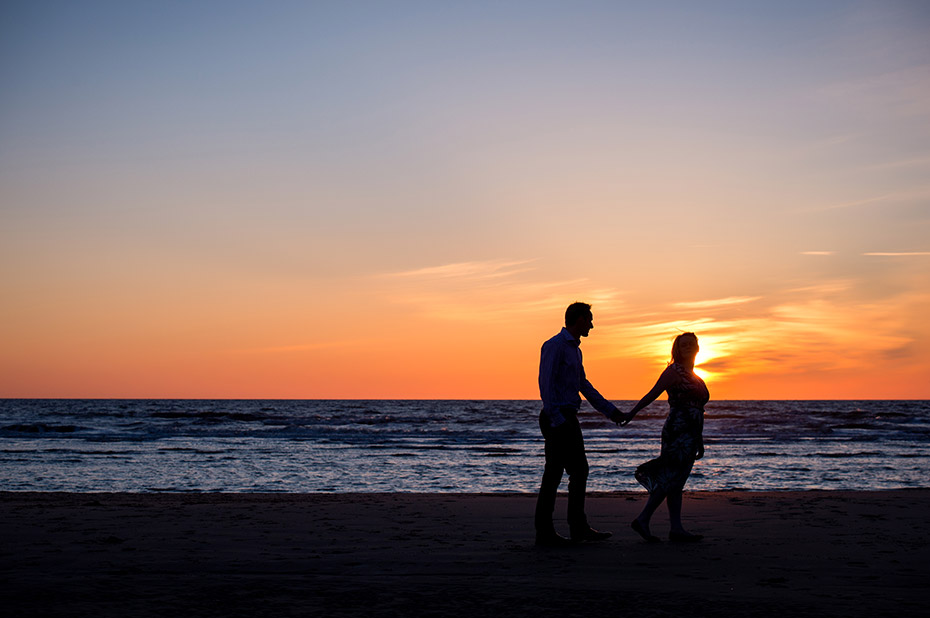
[579,371,621,421]
[538,341,568,427]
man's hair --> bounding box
[564,302,592,327]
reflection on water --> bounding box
[0,399,928,492]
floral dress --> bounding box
[634,363,709,493]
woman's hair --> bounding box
[670,332,699,365]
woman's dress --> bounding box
[634,363,709,493]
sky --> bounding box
[1,1,929,399]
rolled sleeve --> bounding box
[580,378,620,419]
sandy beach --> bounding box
[1,490,927,617]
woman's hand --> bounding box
[611,410,635,426]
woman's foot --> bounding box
[669,530,703,543]
[631,518,661,543]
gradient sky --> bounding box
[2,1,929,399]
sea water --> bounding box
[1,399,928,492]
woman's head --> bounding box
[671,332,699,365]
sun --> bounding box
[693,336,720,381]
[644,332,729,381]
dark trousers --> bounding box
[534,410,589,533]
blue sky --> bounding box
[2,1,929,397]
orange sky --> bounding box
[2,255,927,399]
[2,2,929,399]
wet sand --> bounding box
[1,490,927,617]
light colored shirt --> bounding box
[538,327,620,427]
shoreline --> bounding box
[2,487,927,496]
[3,487,929,493]
[2,490,928,617]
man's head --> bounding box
[564,302,594,338]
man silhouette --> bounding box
[535,302,625,546]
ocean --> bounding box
[1,399,928,493]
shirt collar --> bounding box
[560,327,581,347]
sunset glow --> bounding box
[2,2,929,399]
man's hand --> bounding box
[695,442,705,460]
[612,411,634,426]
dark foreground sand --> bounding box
[1,491,928,617]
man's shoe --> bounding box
[570,527,612,543]
[669,531,703,543]
[535,531,572,547]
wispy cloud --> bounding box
[384,259,537,280]
[799,187,930,213]
[672,296,761,309]
[863,252,930,256]
[230,340,379,354]
[818,63,930,118]
[864,155,930,171]
[800,251,835,256]
[594,279,928,387]
[784,280,853,295]
[817,194,896,211]
[806,133,861,149]
[377,257,626,324]
[386,280,623,324]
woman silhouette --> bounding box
[625,332,708,542]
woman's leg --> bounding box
[666,485,702,540]
[668,454,697,533]
[635,487,667,533]
[667,463,702,539]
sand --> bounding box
[1,490,927,617]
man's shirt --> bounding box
[538,327,620,427]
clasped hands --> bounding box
[611,411,635,426]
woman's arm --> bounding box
[695,406,705,459]
[626,366,680,420]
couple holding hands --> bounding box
[535,302,709,547]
